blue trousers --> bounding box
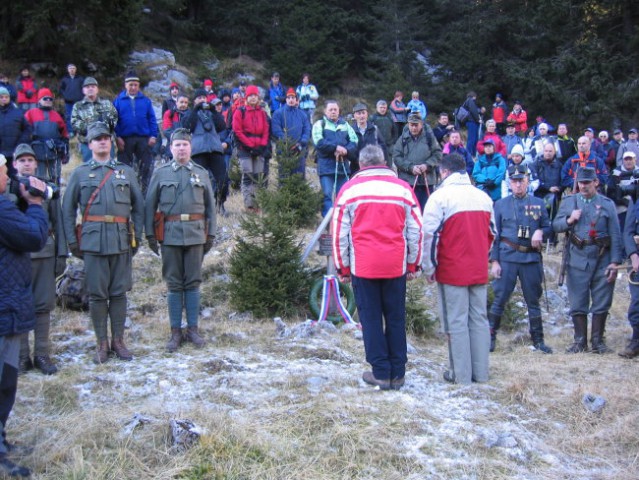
[319,174,348,217]
[490,260,543,322]
[352,275,407,380]
[466,121,479,157]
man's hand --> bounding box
[567,209,582,225]
[69,243,83,259]
[426,273,436,283]
[19,177,46,205]
[549,186,560,193]
[338,274,351,284]
[148,137,157,147]
[631,253,639,272]
[116,137,126,152]
[203,235,215,254]
[490,261,502,279]
[531,229,544,249]
[335,146,348,157]
[147,237,160,256]
[605,263,619,283]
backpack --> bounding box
[454,100,471,126]
[56,261,89,311]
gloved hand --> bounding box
[147,236,160,256]
[484,179,496,189]
[203,235,215,255]
[69,243,83,259]
[55,256,67,277]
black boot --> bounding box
[591,313,613,354]
[488,312,501,353]
[529,316,553,353]
[566,314,588,353]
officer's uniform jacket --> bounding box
[62,159,144,254]
[491,194,551,264]
[553,193,623,271]
[144,161,216,246]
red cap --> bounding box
[245,85,260,97]
[170,82,179,89]
[203,79,213,87]
[286,88,297,98]
[37,88,54,101]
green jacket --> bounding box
[392,125,442,186]
[144,161,216,246]
[62,159,144,254]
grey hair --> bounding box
[358,145,385,168]
[376,99,387,108]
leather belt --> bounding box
[165,213,205,222]
[85,215,128,223]
[570,233,610,249]
[501,238,539,253]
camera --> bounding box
[9,176,60,201]
[200,102,211,110]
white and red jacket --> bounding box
[332,166,423,279]
[422,171,495,285]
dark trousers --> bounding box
[352,275,407,380]
[490,260,543,321]
[192,152,226,205]
[117,135,154,195]
[466,121,479,157]
[0,336,19,453]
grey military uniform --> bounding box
[62,158,144,344]
[144,160,215,291]
[553,193,623,314]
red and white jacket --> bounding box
[422,172,495,285]
[332,166,423,279]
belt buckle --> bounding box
[180,214,190,221]
[103,215,115,223]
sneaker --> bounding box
[0,454,31,477]
[362,371,391,390]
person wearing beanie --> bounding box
[531,122,559,160]
[232,85,270,211]
[15,66,37,111]
[59,63,84,135]
[531,142,562,243]
[71,76,118,162]
[271,87,311,178]
[0,86,31,177]
[0,73,17,104]
[113,71,159,196]
[161,81,181,117]
[24,89,69,184]
[203,79,217,102]
[501,143,539,197]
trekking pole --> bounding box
[539,251,550,313]
[423,172,431,197]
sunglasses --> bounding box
[42,97,54,101]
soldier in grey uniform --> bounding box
[553,167,623,353]
[62,122,144,364]
[10,144,68,374]
[489,164,553,353]
[145,128,216,352]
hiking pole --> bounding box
[539,251,550,313]
[423,172,431,197]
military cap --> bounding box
[170,128,192,144]
[87,122,111,142]
[352,103,368,113]
[407,112,423,124]
[576,167,597,182]
[508,164,528,180]
[83,77,98,87]
[14,143,37,160]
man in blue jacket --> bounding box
[0,87,32,177]
[272,88,311,178]
[265,72,286,114]
[113,71,159,196]
[0,154,48,477]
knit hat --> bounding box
[87,122,111,142]
[170,82,179,89]
[0,87,9,96]
[37,88,54,101]
[245,85,260,97]
[170,128,192,144]
[193,88,208,100]
[124,71,140,83]
[14,143,37,160]
[286,88,297,98]
[511,144,524,157]
[203,79,213,87]
[83,77,98,87]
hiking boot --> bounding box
[185,326,206,348]
[566,314,588,353]
[362,371,391,390]
[533,341,553,354]
[443,371,455,384]
[390,377,405,390]
[111,337,133,361]
[93,340,110,364]
[530,317,552,354]
[166,328,183,353]
[33,355,58,375]
[591,313,613,354]
[18,356,32,375]
[488,312,501,353]
[619,339,639,359]
[0,455,31,477]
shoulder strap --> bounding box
[82,169,114,223]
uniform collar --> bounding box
[171,160,193,171]
[89,159,118,170]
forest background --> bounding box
[1,0,639,129]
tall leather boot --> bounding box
[619,327,639,358]
[18,334,32,375]
[184,289,205,347]
[94,339,110,364]
[591,312,613,354]
[90,299,110,364]
[488,312,501,353]
[566,314,588,353]
[529,316,553,353]
[33,312,57,375]
[166,328,183,353]
[109,294,133,361]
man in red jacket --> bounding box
[332,145,423,391]
[423,153,496,384]
[232,85,270,211]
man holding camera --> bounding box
[62,122,144,364]
[0,153,48,476]
[488,164,553,353]
[8,144,68,375]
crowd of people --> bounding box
[3,64,639,475]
